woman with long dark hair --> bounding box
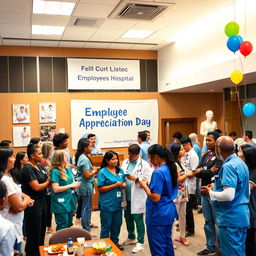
[97,150,125,250]
[21,144,50,256]
[75,138,98,236]
[139,144,178,256]
[10,152,28,185]
[0,147,32,256]
[238,144,256,256]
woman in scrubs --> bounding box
[97,150,125,250]
[139,144,178,256]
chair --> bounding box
[49,227,92,244]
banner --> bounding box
[67,58,140,90]
[71,100,158,149]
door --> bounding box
[162,118,197,148]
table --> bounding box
[39,238,126,256]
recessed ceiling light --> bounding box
[32,25,65,35]
[33,0,75,15]
[121,29,155,39]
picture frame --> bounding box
[13,104,30,124]
[13,126,31,147]
[39,103,56,123]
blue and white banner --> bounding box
[67,58,140,90]
[71,100,158,149]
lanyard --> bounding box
[206,152,214,164]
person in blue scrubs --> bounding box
[139,144,178,256]
[201,136,249,256]
[97,150,125,250]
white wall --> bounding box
[158,0,256,92]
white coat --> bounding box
[122,157,153,214]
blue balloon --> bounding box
[242,103,255,117]
[227,35,241,53]
[237,35,243,44]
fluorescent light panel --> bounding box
[33,0,75,15]
[121,29,155,39]
[32,25,65,35]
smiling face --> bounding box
[206,135,216,151]
[7,154,15,171]
[107,154,119,168]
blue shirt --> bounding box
[212,154,249,227]
[140,141,150,162]
[193,144,202,162]
[146,163,178,225]
[97,167,125,212]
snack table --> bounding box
[39,238,126,256]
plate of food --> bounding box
[92,242,107,255]
[47,244,66,254]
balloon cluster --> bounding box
[225,22,253,56]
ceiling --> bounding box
[0,0,232,50]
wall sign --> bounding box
[67,58,140,90]
[71,100,158,149]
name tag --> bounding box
[117,191,121,198]
[58,198,65,203]
[203,166,207,170]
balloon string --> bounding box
[244,0,247,39]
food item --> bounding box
[51,244,65,252]
[92,242,107,254]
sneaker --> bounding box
[122,238,137,245]
[132,243,144,253]
[197,248,216,255]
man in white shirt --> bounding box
[16,106,28,123]
[180,136,199,237]
[0,180,15,256]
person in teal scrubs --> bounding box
[139,144,178,256]
[50,150,80,231]
[75,138,98,234]
[97,150,125,250]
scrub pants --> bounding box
[201,195,216,252]
[146,224,174,256]
[100,209,122,245]
[186,194,197,233]
[218,226,247,256]
[25,197,47,256]
[54,211,74,231]
[124,200,145,244]
[245,228,256,256]
[81,190,93,231]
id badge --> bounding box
[58,198,65,203]
[116,191,121,198]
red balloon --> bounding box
[240,41,253,57]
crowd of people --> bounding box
[0,128,255,256]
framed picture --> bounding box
[13,126,31,147]
[39,103,56,123]
[13,104,30,124]
[40,125,56,141]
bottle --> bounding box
[67,237,74,255]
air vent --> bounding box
[71,18,104,28]
[108,0,175,21]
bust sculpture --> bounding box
[200,110,217,145]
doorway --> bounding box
[162,118,197,148]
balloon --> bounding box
[225,22,240,37]
[242,103,255,117]
[237,35,243,43]
[230,70,243,85]
[227,36,241,53]
[240,41,253,57]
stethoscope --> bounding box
[125,158,143,176]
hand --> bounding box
[194,168,202,175]
[92,166,98,174]
[186,171,194,178]
[116,181,123,187]
[72,181,81,189]
[201,185,212,196]
[210,165,219,172]
[28,199,35,207]
[138,179,148,188]
[126,175,137,181]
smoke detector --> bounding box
[108,0,175,21]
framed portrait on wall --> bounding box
[13,126,31,147]
[13,104,30,124]
[40,125,56,141]
[39,103,56,123]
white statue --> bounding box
[200,110,217,145]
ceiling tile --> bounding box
[0,12,30,24]
[89,28,125,41]
[100,19,138,30]
[0,0,30,13]
[108,43,134,49]
[31,40,59,47]
[79,0,119,4]
[0,24,31,34]
[84,42,111,48]
[3,39,30,46]
[58,41,85,48]
[62,26,97,40]
[32,14,71,26]
[31,34,62,40]
[73,3,115,18]
[131,21,169,31]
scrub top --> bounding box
[146,163,178,226]
[50,167,76,213]
[76,154,94,196]
[212,154,249,228]
[97,167,125,212]
[124,160,138,201]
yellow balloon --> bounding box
[230,70,243,85]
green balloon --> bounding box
[225,22,240,37]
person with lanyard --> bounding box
[21,144,50,256]
[138,144,178,256]
[137,131,150,162]
[194,131,223,256]
[201,136,249,256]
[97,150,125,250]
[121,144,152,253]
[50,150,80,231]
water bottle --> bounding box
[67,237,74,255]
